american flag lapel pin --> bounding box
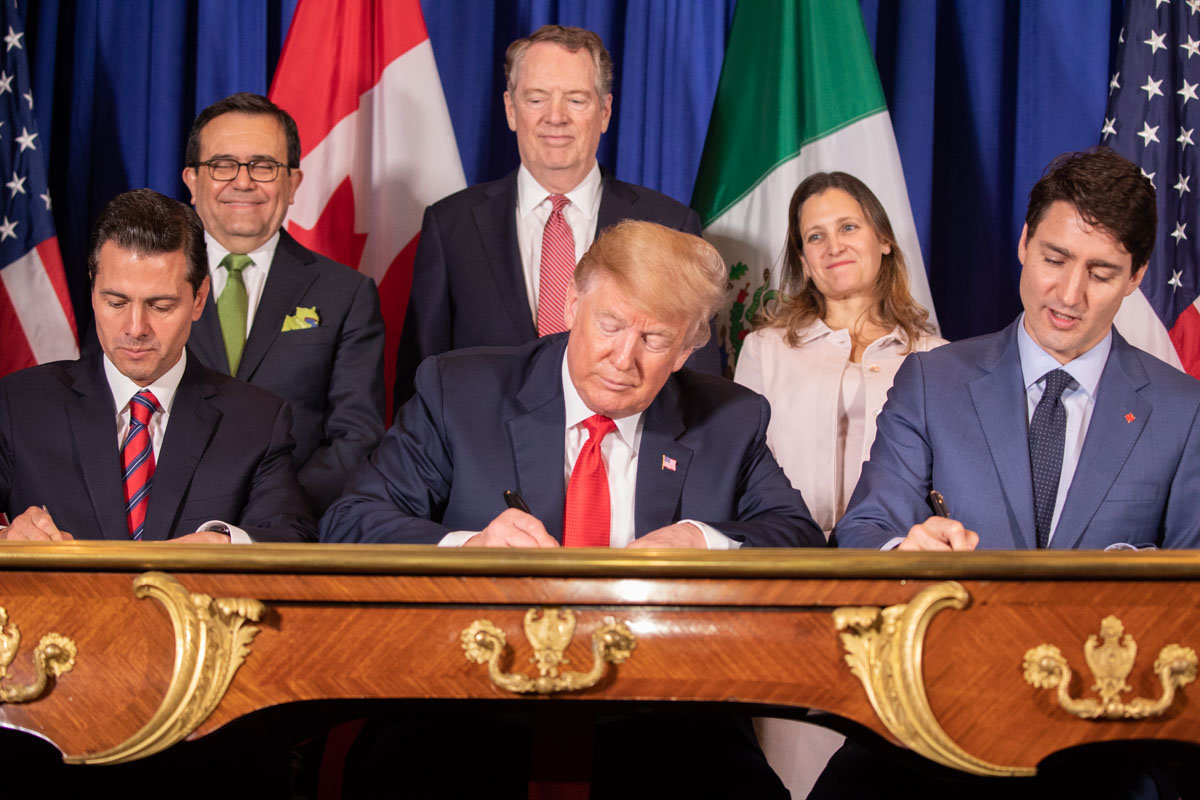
[661,455,677,472]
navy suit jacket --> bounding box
[0,351,315,542]
[394,167,719,403]
[189,229,385,515]
[323,335,821,547]
[833,321,1200,550]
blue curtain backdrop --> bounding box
[17,0,1123,342]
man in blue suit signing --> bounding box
[833,148,1200,552]
[322,220,821,551]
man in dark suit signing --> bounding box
[183,93,385,515]
[323,220,819,798]
[395,24,718,404]
[324,220,820,550]
[0,189,313,543]
[833,148,1200,554]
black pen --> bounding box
[503,489,531,513]
[927,490,950,518]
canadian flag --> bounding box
[269,0,466,415]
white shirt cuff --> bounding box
[440,530,478,547]
[680,519,742,550]
[198,520,251,544]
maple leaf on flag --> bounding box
[288,177,368,274]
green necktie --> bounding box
[217,253,253,375]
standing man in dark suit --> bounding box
[395,25,718,404]
[0,189,313,543]
[833,148,1200,553]
[183,93,385,515]
[325,220,820,550]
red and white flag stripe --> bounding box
[0,238,78,377]
[1114,291,1189,373]
[270,0,466,415]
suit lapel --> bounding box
[143,354,220,540]
[634,377,692,535]
[966,326,1037,548]
[507,337,569,540]
[65,356,126,540]
[237,231,318,380]
[596,169,637,232]
[475,173,537,340]
[1053,335,1151,550]
[191,291,229,372]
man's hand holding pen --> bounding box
[464,507,560,548]
[895,490,979,551]
[897,516,979,551]
[1,506,74,541]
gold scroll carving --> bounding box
[835,581,1035,777]
[462,607,635,694]
[0,606,75,704]
[68,571,266,765]
[1023,615,1198,720]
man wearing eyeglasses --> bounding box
[183,92,385,516]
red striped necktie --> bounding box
[122,389,159,540]
[536,194,574,336]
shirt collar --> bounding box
[517,163,603,219]
[560,349,642,449]
[793,318,905,348]
[204,230,280,274]
[1016,312,1111,397]
[103,348,188,416]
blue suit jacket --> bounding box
[322,335,821,547]
[189,229,385,515]
[0,351,315,542]
[833,321,1200,550]
[393,168,719,404]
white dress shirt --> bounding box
[515,163,603,319]
[735,321,947,535]
[104,348,187,460]
[440,352,736,549]
[205,231,281,332]
[103,350,251,543]
[1016,314,1110,544]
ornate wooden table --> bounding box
[1,542,1198,776]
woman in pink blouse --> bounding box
[735,171,947,796]
[736,171,945,536]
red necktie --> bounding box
[563,414,616,548]
[537,194,574,336]
[121,389,159,540]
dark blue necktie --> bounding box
[1029,369,1073,549]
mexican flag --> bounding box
[692,0,937,370]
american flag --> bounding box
[0,0,76,378]
[1104,0,1200,378]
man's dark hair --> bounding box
[185,92,301,169]
[88,189,208,293]
[1026,148,1157,272]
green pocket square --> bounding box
[282,306,320,331]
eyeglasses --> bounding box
[194,159,290,182]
